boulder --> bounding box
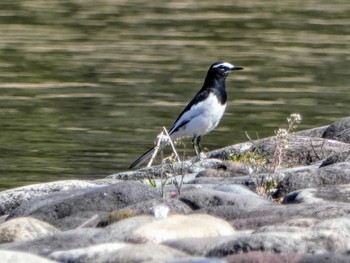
[0,217,59,244]
[7,181,159,230]
[0,180,97,216]
[178,188,273,210]
[276,162,350,197]
[128,214,235,243]
[0,250,57,263]
[322,116,350,143]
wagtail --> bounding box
[129,62,243,168]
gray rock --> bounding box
[195,161,253,178]
[108,159,224,181]
[89,243,189,263]
[296,125,328,138]
[48,242,128,263]
[188,176,254,188]
[7,181,159,230]
[0,217,59,244]
[253,135,350,167]
[276,162,350,197]
[320,151,350,167]
[0,250,57,263]
[0,180,98,216]
[225,251,302,263]
[168,258,227,263]
[322,116,350,143]
[0,228,105,256]
[298,253,350,263]
[206,233,325,256]
[179,188,273,210]
[163,236,241,257]
[199,202,350,230]
[283,184,350,204]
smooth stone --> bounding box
[298,253,350,263]
[179,188,273,210]
[0,228,105,256]
[48,242,128,263]
[92,243,188,262]
[225,251,303,263]
[0,250,57,263]
[199,202,350,230]
[0,217,59,244]
[206,232,326,256]
[129,214,235,243]
[163,235,245,257]
[283,184,350,204]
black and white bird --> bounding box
[129,62,243,169]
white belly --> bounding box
[171,93,226,140]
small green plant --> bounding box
[230,113,302,201]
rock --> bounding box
[276,162,350,197]
[168,258,227,263]
[108,159,224,181]
[283,184,350,204]
[7,181,159,230]
[0,217,59,244]
[253,219,350,254]
[163,236,241,257]
[188,176,254,188]
[0,250,57,263]
[298,253,350,263]
[48,242,128,262]
[200,202,350,230]
[322,116,350,143]
[129,214,235,243]
[319,151,350,167]
[178,188,273,210]
[252,135,350,167]
[225,251,302,263]
[296,125,328,138]
[0,180,98,216]
[208,142,253,160]
[195,161,253,178]
[0,228,105,256]
[94,243,189,262]
[206,232,325,256]
[102,215,156,241]
[97,198,192,227]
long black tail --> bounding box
[128,147,156,169]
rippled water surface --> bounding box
[0,0,349,189]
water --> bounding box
[0,0,349,190]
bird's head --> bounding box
[210,62,244,78]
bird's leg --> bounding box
[192,136,202,161]
[195,136,202,154]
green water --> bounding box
[0,0,349,190]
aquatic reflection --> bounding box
[0,0,349,189]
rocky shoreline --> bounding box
[1,117,350,263]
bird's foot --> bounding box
[194,152,206,162]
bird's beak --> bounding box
[230,66,244,71]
